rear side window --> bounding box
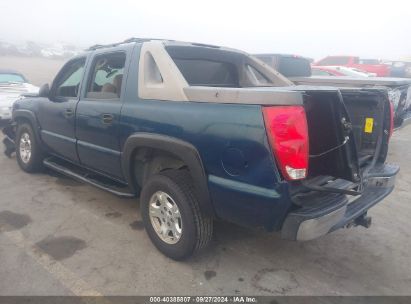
[86,52,126,99]
[318,56,350,65]
[172,58,239,87]
[54,58,86,98]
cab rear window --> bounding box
[173,58,239,87]
[166,45,274,87]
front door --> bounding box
[75,51,127,179]
[37,57,86,162]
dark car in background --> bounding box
[383,60,411,78]
[256,54,312,77]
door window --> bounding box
[86,52,126,99]
[54,58,86,98]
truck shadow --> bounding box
[38,168,388,279]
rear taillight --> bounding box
[389,101,394,139]
[262,106,309,181]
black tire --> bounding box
[140,169,213,260]
[16,123,44,172]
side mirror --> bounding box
[38,84,50,98]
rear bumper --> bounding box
[281,163,399,241]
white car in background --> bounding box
[0,69,39,121]
[317,65,377,77]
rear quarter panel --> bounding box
[118,44,293,230]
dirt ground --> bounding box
[0,125,410,296]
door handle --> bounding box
[64,108,73,118]
[101,113,114,124]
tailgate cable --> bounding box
[309,136,350,158]
[303,134,363,196]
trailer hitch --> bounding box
[354,214,372,228]
[346,214,372,229]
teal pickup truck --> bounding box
[4,38,399,259]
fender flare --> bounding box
[122,133,214,216]
[12,109,42,143]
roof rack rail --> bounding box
[86,37,175,51]
[122,37,154,44]
[87,42,123,51]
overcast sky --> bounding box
[1,0,410,60]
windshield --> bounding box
[0,73,26,83]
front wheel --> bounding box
[140,169,213,260]
[16,123,44,172]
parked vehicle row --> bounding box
[311,66,376,77]
[315,56,391,77]
[254,54,411,129]
[2,38,399,260]
[313,56,411,78]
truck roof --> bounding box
[85,37,241,54]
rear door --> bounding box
[75,49,129,179]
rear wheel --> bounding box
[140,169,213,260]
[16,123,44,172]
